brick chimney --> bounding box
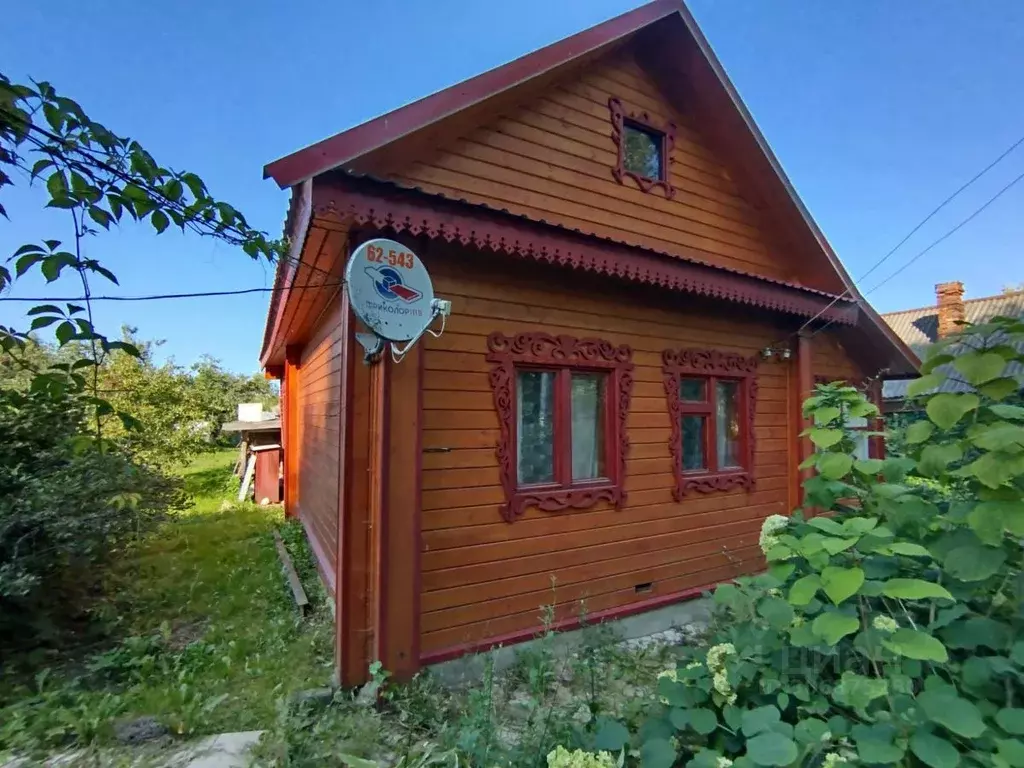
[935,281,965,338]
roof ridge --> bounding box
[881,289,1024,319]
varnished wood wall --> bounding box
[387,49,798,284]
[418,253,803,659]
[296,297,344,586]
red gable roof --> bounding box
[261,0,919,377]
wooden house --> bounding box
[259,0,918,685]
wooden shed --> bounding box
[259,0,918,685]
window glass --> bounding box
[682,415,706,470]
[571,373,606,481]
[623,123,663,180]
[716,381,741,468]
[679,378,706,402]
[848,414,870,461]
[517,370,555,484]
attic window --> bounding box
[609,97,676,198]
[622,122,664,181]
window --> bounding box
[622,123,664,181]
[663,347,759,498]
[609,97,677,198]
[487,332,635,522]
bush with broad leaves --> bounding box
[587,316,1024,768]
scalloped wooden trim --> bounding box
[609,97,676,198]
[486,331,634,522]
[662,347,758,499]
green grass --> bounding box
[0,450,333,755]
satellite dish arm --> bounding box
[390,298,451,363]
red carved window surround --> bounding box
[663,348,759,498]
[486,332,634,523]
[608,97,676,199]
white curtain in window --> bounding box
[849,415,871,461]
[571,375,603,481]
[716,381,741,468]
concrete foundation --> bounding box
[428,596,713,688]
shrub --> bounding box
[600,316,1024,768]
[0,388,183,645]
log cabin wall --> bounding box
[418,251,797,660]
[295,296,344,590]
[812,334,864,385]
[384,48,802,285]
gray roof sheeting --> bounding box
[881,291,1024,401]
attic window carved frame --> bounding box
[663,347,758,498]
[609,96,676,199]
[487,331,634,523]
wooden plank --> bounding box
[273,529,310,614]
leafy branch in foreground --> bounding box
[0,72,283,434]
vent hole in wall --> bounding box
[634,582,654,594]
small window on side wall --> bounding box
[663,348,759,498]
[609,97,676,198]
[487,332,634,523]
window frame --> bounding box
[662,347,759,499]
[608,97,677,199]
[487,331,634,523]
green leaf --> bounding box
[943,617,1012,650]
[689,708,718,735]
[794,718,829,744]
[757,597,794,630]
[997,710,1024,736]
[927,393,980,430]
[87,205,112,229]
[818,453,853,480]
[55,321,75,346]
[820,566,865,605]
[918,443,963,476]
[906,420,936,444]
[46,170,68,200]
[823,536,859,555]
[832,671,888,712]
[945,544,1006,582]
[908,372,944,398]
[854,458,884,475]
[788,575,821,606]
[971,421,1024,453]
[887,542,932,557]
[742,706,781,736]
[954,350,1007,385]
[921,353,955,374]
[29,316,59,331]
[881,579,953,601]
[336,754,380,768]
[807,517,845,535]
[849,400,879,418]
[991,404,1024,421]
[687,751,726,768]
[811,612,859,645]
[997,740,1024,768]
[882,629,948,662]
[918,689,986,737]
[813,406,842,425]
[809,428,844,448]
[980,377,1021,401]
[640,738,677,768]
[593,717,631,750]
[11,243,44,258]
[910,732,959,768]
[151,209,170,234]
[26,304,64,316]
[745,732,797,767]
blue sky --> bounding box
[3,0,1023,372]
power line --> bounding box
[807,165,1024,341]
[0,279,347,303]
[795,130,1024,335]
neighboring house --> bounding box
[881,282,1024,411]
[259,0,917,685]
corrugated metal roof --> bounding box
[881,291,1024,400]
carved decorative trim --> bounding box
[486,332,634,523]
[309,178,858,326]
[663,347,759,499]
[609,97,676,198]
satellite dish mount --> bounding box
[346,238,452,364]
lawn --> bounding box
[0,449,333,757]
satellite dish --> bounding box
[346,238,436,342]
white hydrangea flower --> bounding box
[713,670,731,696]
[759,514,790,554]
[872,615,898,633]
[716,757,733,768]
[686,661,703,670]
[822,753,846,768]
[706,643,736,672]
[546,746,616,768]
